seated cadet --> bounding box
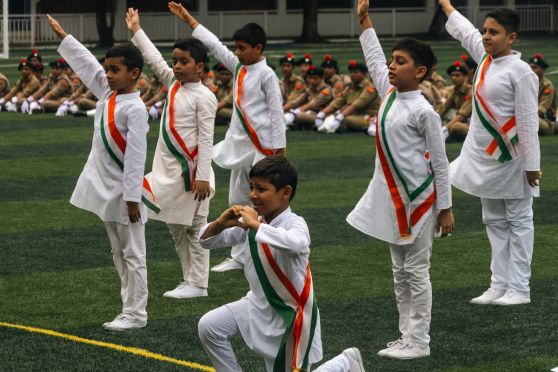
[200,63,217,92]
[136,72,151,96]
[296,53,312,83]
[27,48,42,65]
[461,54,477,84]
[26,58,72,113]
[529,53,556,135]
[0,59,40,112]
[213,62,234,125]
[33,62,49,87]
[420,55,446,107]
[0,72,10,99]
[317,60,380,134]
[438,60,472,141]
[284,65,333,130]
[321,54,345,97]
[278,53,305,104]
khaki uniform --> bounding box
[419,80,443,108]
[0,72,10,98]
[36,74,49,88]
[430,71,447,89]
[215,78,233,123]
[328,79,380,130]
[142,77,167,106]
[538,76,556,135]
[136,73,151,96]
[438,83,472,140]
[280,73,305,104]
[325,74,346,97]
[38,73,72,112]
[291,83,333,128]
[7,74,40,102]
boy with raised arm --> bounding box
[346,0,454,360]
[48,15,158,331]
[168,1,286,273]
[126,8,217,299]
[439,0,540,306]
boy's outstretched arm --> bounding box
[439,0,456,17]
[357,0,391,98]
[440,0,484,62]
[48,15,110,101]
[127,8,174,86]
[169,1,239,73]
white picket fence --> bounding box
[1,5,556,46]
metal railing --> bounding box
[1,5,556,46]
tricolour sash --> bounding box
[248,228,318,372]
[473,54,518,163]
[160,78,198,191]
[375,88,436,238]
[234,64,274,156]
[100,92,160,213]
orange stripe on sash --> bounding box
[236,66,274,156]
[410,190,436,226]
[107,93,126,153]
[168,82,197,159]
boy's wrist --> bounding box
[360,15,372,29]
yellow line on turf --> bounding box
[0,321,215,371]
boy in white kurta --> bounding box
[346,0,454,360]
[440,0,541,306]
[169,2,286,272]
[126,9,218,299]
[49,16,157,331]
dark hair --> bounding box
[392,38,435,82]
[105,43,143,73]
[232,23,267,51]
[249,155,298,200]
[172,38,209,64]
[485,8,520,34]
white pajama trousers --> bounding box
[228,167,252,264]
[389,217,435,349]
[481,197,534,295]
[104,221,148,322]
[167,215,209,288]
[198,305,348,372]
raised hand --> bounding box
[168,1,199,29]
[126,8,141,34]
[439,0,456,16]
[47,15,68,40]
[357,0,369,19]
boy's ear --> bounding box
[282,185,293,200]
[507,31,517,45]
[196,61,205,74]
[129,67,141,81]
[415,65,428,81]
[255,44,264,54]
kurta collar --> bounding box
[115,91,141,102]
[396,89,422,99]
[263,207,292,227]
[181,81,203,89]
[245,57,267,72]
[492,50,521,62]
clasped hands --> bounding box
[217,205,261,231]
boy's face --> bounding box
[249,176,291,221]
[234,40,262,65]
[530,64,544,78]
[29,57,40,65]
[104,56,140,92]
[20,66,33,78]
[350,69,365,85]
[219,70,232,84]
[450,71,466,87]
[51,66,63,78]
[34,70,43,78]
[299,63,310,75]
[172,48,202,84]
[323,66,335,78]
[482,17,516,57]
[308,75,322,88]
[388,49,427,91]
[280,63,294,77]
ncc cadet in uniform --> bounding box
[284,65,332,129]
[213,62,234,125]
[296,53,313,83]
[0,59,40,112]
[34,62,49,87]
[438,60,473,141]
[529,53,556,135]
[0,72,9,99]
[316,60,380,133]
[278,53,305,104]
[25,58,72,113]
[461,53,477,84]
[321,54,346,97]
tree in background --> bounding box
[95,0,115,47]
[298,0,323,42]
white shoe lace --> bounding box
[387,339,404,348]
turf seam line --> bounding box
[0,321,215,371]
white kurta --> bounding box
[445,11,540,199]
[59,35,149,224]
[192,25,286,169]
[199,208,323,364]
[347,27,451,245]
[131,29,217,225]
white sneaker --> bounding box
[163,282,208,299]
[342,347,365,372]
[377,338,405,356]
[470,288,505,305]
[491,289,530,306]
[380,341,430,360]
[102,314,146,331]
[211,257,243,272]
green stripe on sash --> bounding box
[100,110,124,170]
